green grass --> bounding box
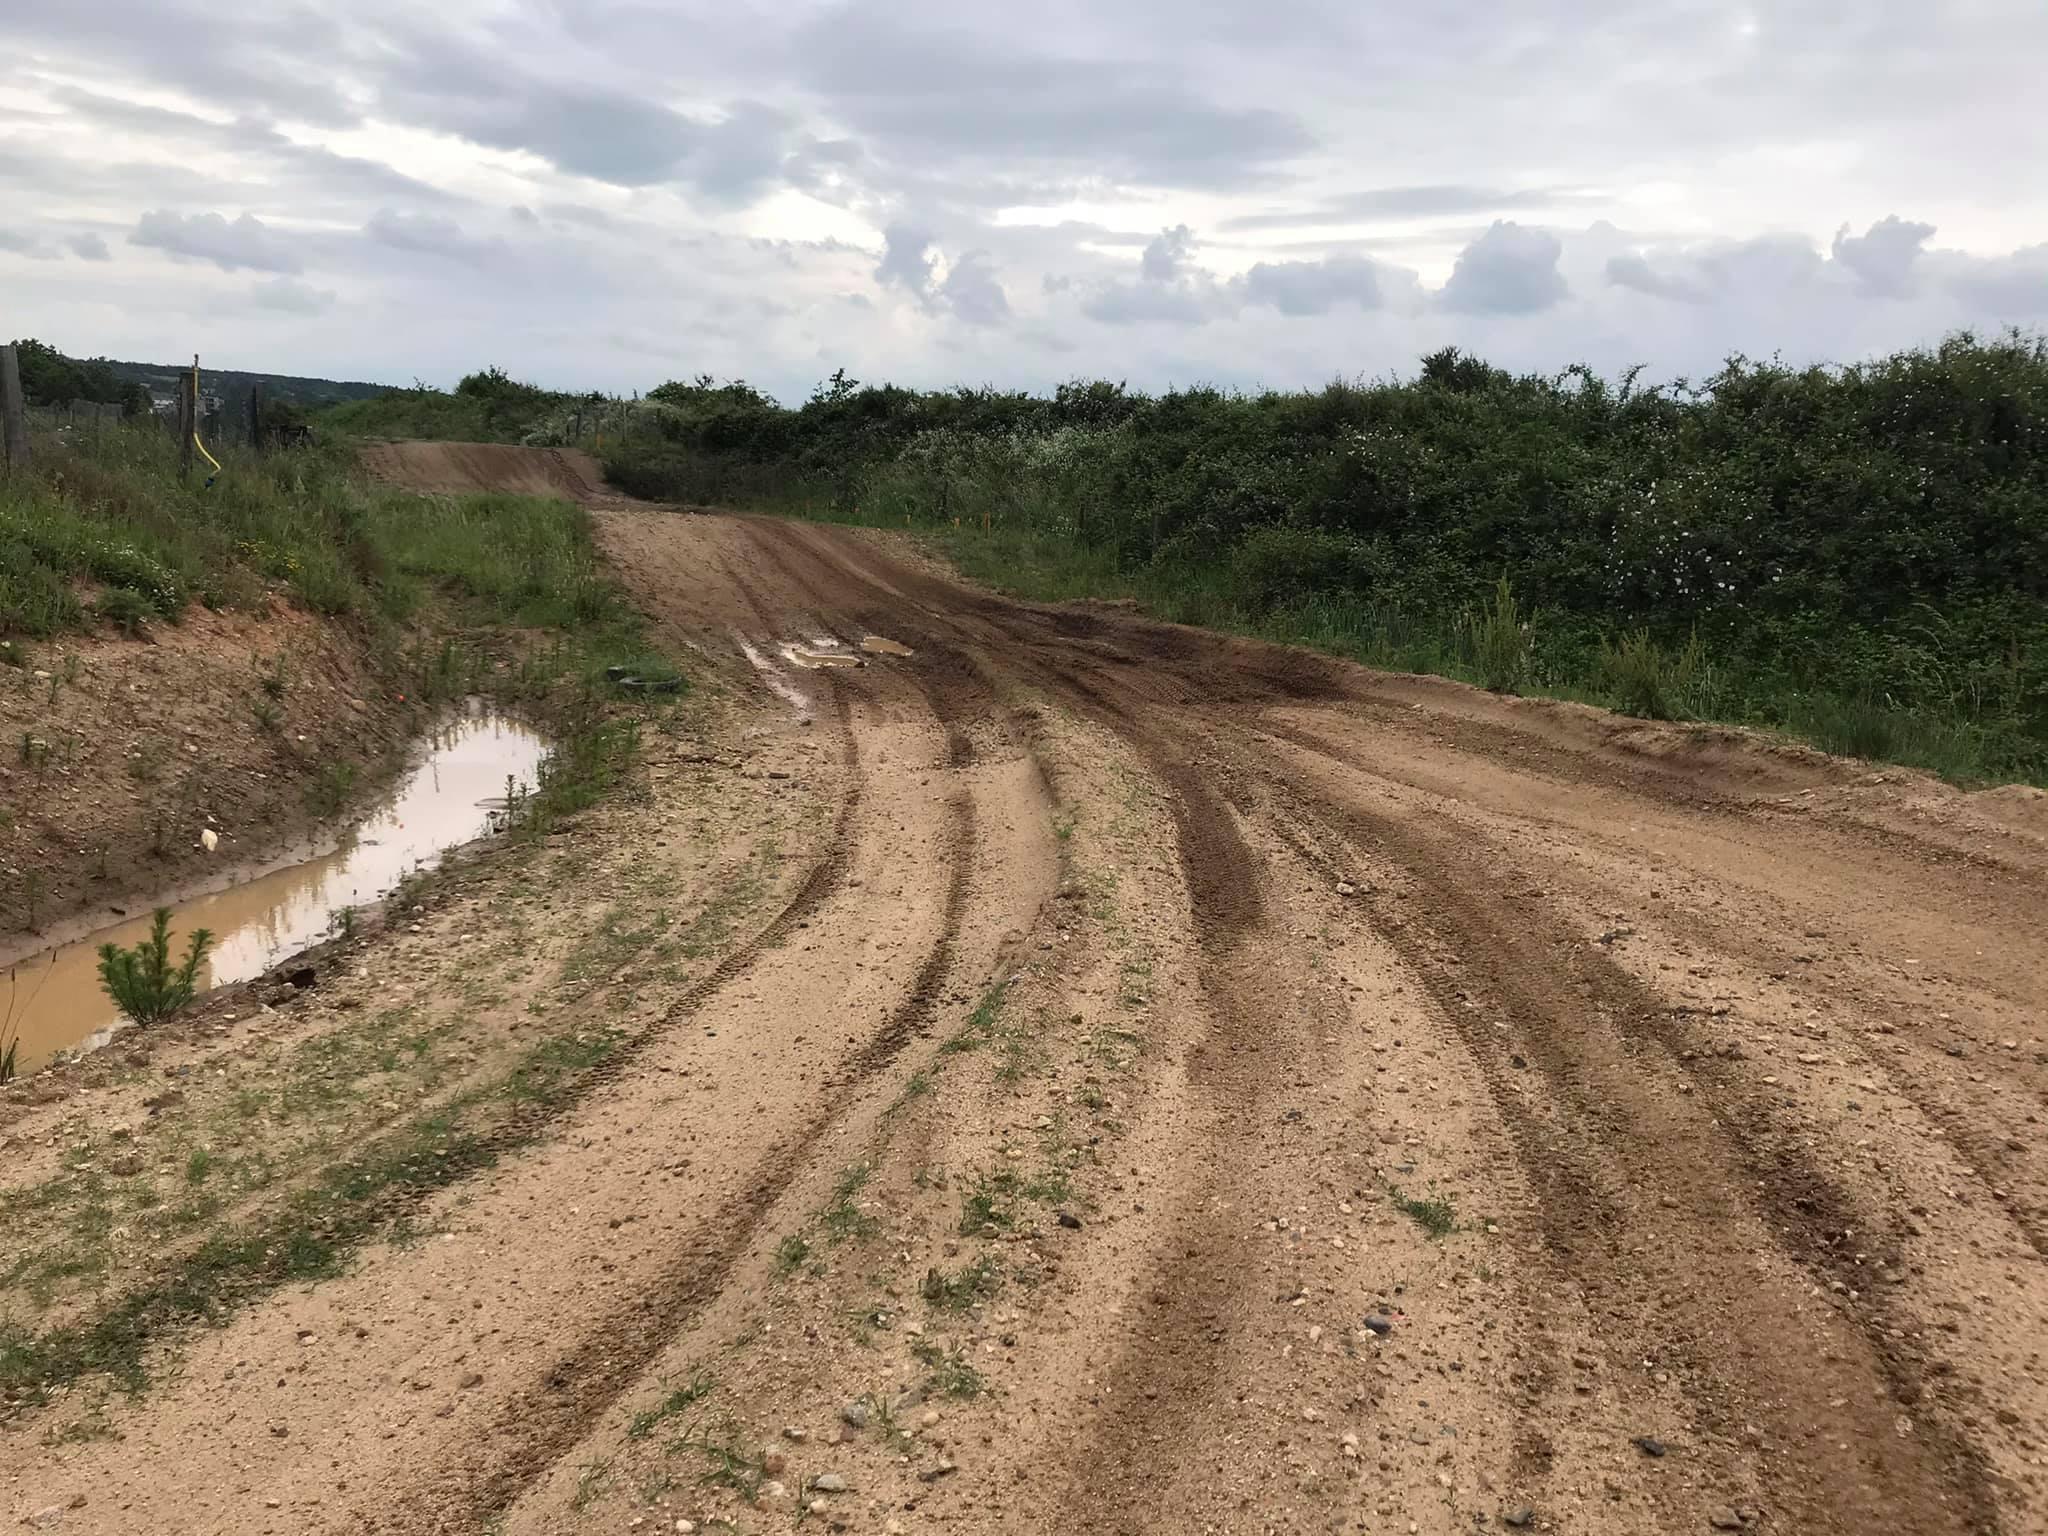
[911,1336,988,1398]
[0,1020,625,1405]
[625,1371,716,1440]
[920,1255,1003,1311]
[820,1163,878,1244]
[1390,1186,1458,1240]
[0,425,647,655]
[773,1234,812,1275]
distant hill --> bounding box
[94,357,393,409]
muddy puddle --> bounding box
[0,706,550,1076]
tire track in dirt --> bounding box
[1252,734,2002,1536]
[425,664,1000,1532]
[1271,710,2048,1271]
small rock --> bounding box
[1707,1509,1745,1531]
[841,1400,870,1429]
[1336,880,1358,897]
[1632,1435,1666,1458]
[459,1372,483,1389]
[674,1522,695,1534]
[27,1507,64,1531]
[757,1480,789,1504]
[1503,1510,1535,1529]
[762,1450,787,1476]
[1057,1210,1082,1229]
[1362,1315,1394,1336]
[920,1409,941,1429]
[782,1425,808,1443]
[812,1473,850,1493]
[919,1459,958,1484]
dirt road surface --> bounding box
[7,448,2047,1536]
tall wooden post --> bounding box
[0,343,29,475]
[178,369,196,479]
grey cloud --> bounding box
[7,5,361,126]
[875,223,938,297]
[875,223,1011,325]
[252,277,334,314]
[1831,215,1934,297]
[1242,256,1385,316]
[0,229,59,259]
[1081,284,1213,326]
[1222,184,1600,233]
[941,252,1011,326]
[1439,221,1567,314]
[1607,233,1824,305]
[379,35,795,198]
[366,209,500,266]
[1142,226,1196,284]
[1604,252,1709,304]
[130,210,302,273]
[67,232,112,262]
[1080,225,1227,326]
[793,10,1313,189]
[1944,246,2048,315]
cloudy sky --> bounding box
[3,0,2046,401]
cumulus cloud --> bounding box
[1243,257,1385,316]
[1078,225,1229,326]
[1440,221,1568,314]
[875,223,938,296]
[66,232,112,262]
[130,210,302,273]
[1831,215,1936,297]
[940,252,1011,326]
[874,224,1011,325]
[1139,226,1194,283]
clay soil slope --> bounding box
[6,454,2046,1536]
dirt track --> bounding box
[7,452,2048,1536]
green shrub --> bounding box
[1600,629,1706,720]
[95,586,155,636]
[1229,526,1361,610]
[97,909,214,1026]
[1459,577,1532,694]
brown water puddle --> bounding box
[860,635,914,657]
[0,706,549,1076]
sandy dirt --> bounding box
[0,601,411,943]
[4,456,2046,1536]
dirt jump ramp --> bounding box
[357,440,616,502]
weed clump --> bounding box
[1459,577,1532,694]
[1600,628,1706,720]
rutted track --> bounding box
[8,470,2044,1536]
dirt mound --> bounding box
[357,441,615,502]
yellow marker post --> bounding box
[190,356,222,486]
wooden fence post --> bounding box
[178,369,195,479]
[0,342,29,474]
